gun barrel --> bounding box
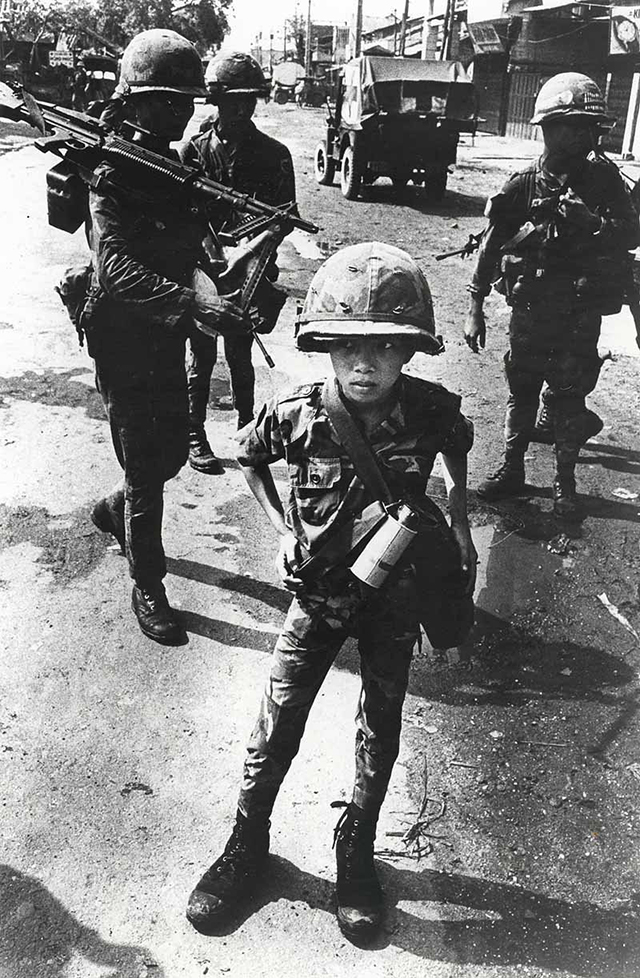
[435,248,466,261]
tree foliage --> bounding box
[5,0,231,56]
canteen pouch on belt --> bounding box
[402,495,475,650]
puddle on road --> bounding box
[286,228,325,261]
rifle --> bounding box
[0,84,320,365]
[435,232,483,261]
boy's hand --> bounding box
[451,524,478,596]
[464,307,486,353]
[275,532,305,592]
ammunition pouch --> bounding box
[46,161,88,234]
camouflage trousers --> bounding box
[238,571,420,820]
[503,322,602,474]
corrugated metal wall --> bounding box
[506,68,544,141]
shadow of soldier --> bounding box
[0,864,163,978]
[193,854,638,976]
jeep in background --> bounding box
[314,55,477,201]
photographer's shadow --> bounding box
[0,864,162,977]
[191,854,636,975]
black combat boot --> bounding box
[553,471,580,521]
[91,496,125,554]
[188,425,224,475]
[131,583,186,645]
[333,803,383,941]
[186,810,270,929]
[477,458,526,501]
[531,402,554,445]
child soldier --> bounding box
[186,242,476,940]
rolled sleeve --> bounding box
[236,397,285,467]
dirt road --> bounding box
[0,101,639,978]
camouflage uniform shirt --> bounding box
[237,374,473,556]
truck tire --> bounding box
[314,141,335,186]
[340,145,361,200]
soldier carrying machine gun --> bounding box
[0,76,319,368]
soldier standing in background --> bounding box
[181,52,295,475]
[88,30,248,643]
[465,73,639,520]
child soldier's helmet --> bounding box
[531,72,608,125]
[116,29,206,97]
[296,242,443,355]
[205,52,270,101]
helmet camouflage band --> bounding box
[531,72,608,125]
[116,29,206,97]
[296,241,443,355]
[205,51,270,101]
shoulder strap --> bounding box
[323,377,393,505]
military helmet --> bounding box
[296,242,442,355]
[531,72,607,126]
[116,29,206,97]
[205,51,270,100]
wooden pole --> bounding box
[305,0,312,74]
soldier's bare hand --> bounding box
[451,524,478,596]
[275,532,305,592]
[464,309,486,354]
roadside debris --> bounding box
[597,592,640,642]
[547,533,572,555]
[611,487,639,501]
[120,782,154,797]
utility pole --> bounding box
[354,0,363,57]
[305,0,312,75]
[283,20,287,58]
[399,0,409,56]
[439,0,454,61]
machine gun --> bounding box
[0,83,320,365]
[435,232,483,261]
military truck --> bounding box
[314,55,477,200]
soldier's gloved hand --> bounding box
[275,532,305,593]
[464,306,486,354]
[557,190,601,232]
[192,269,251,337]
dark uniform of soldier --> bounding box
[88,30,247,643]
[185,243,476,942]
[181,51,296,475]
[465,73,639,519]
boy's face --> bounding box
[329,337,414,408]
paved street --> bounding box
[0,100,639,977]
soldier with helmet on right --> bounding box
[465,72,639,520]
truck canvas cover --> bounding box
[342,56,475,128]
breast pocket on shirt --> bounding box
[289,457,342,526]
